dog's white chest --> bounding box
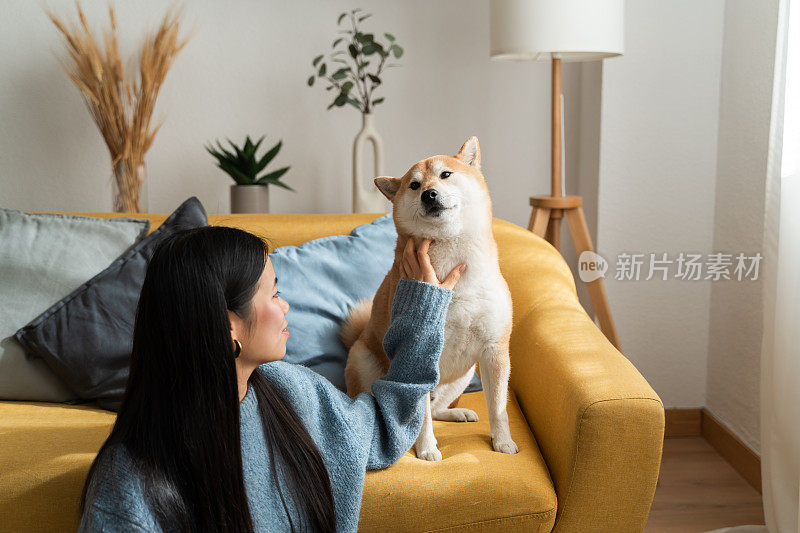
[430,248,511,384]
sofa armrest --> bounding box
[496,223,664,532]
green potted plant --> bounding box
[205,135,293,214]
[307,8,402,213]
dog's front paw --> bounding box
[416,447,443,462]
[492,437,519,455]
[435,407,479,422]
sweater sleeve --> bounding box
[257,277,452,471]
[362,277,452,468]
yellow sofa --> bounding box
[0,212,664,532]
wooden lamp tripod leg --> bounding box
[529,196,621,351]
[564,206,621,351]
[528,206,551,238]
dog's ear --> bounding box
[374,176,401,200]
[455,136,481,169]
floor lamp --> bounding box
[490,0,624,350]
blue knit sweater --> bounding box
[78,277,453,532]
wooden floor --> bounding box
[645,437,765,532]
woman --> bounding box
[78,225,466,532]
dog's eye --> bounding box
[409,181,421,190]
[441,171,452,179]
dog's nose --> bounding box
[421,188,439,206]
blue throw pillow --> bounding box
[269,213,482,394]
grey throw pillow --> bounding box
[0,209,149,402]
[15,197,208,410]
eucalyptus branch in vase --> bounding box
[307,8,403,114]
[306,8,402,213]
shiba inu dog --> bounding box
[340,137,518,461]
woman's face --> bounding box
[229,257,290,366]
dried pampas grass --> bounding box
[47,1,191,212]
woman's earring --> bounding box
[233,339,242,358]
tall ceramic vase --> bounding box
[352,113,391,213]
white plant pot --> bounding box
[230,184,270,214]
[353,113,392,213]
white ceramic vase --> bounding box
[352,113,391,213]
[230,184,270,214]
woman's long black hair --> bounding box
[81,226,336,532]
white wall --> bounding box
[598,0,777,455]
[0,0,577,231]
[706,0,780,453]
[597,0,725,408]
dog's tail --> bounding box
[339,297,373,349]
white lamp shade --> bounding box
[490,0,624,62]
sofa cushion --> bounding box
[0,390,556,533]
[267,212,481,394]
[0,209,149,403]
[14,198,208,410]
[359,391,556,532]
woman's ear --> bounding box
[228,310,242,343]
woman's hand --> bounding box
[399,238,467,290]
